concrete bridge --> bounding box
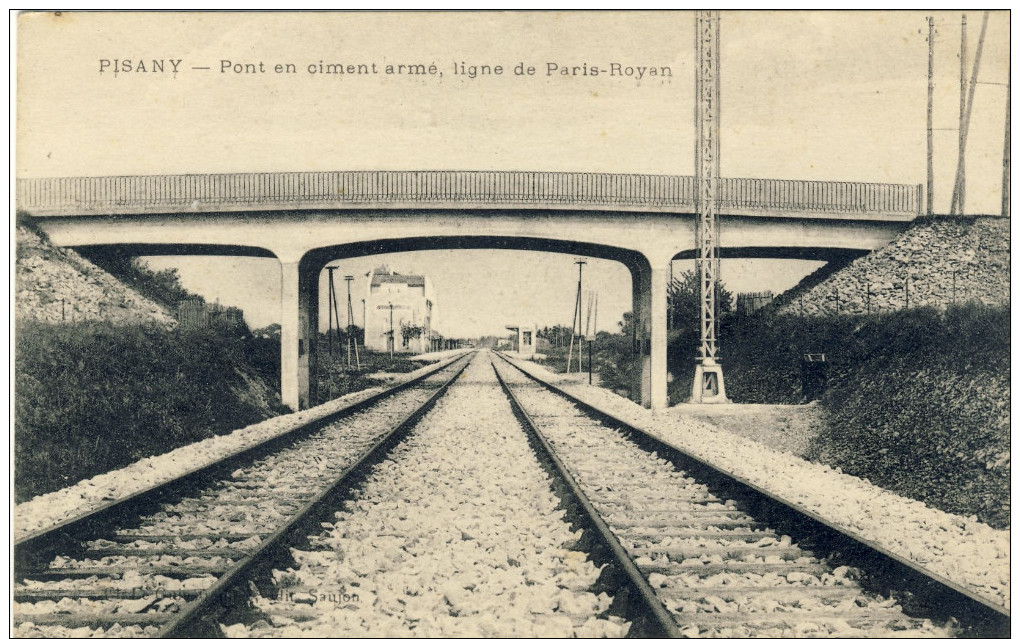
[17,170,921,410]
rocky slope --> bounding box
[14,222,288,503]
[776,216,1008,315]
[15,225,176,325]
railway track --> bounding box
[12,352,474,638]
[13,349,1008,637]
[490,352,1010,638]
[225,351,639,638]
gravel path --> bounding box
[673,403,824,458]
[223,353,630,638]
[510,358,1010,612]
[14,355,465,541]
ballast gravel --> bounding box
[223,353,630,638]
[14,358,469,638]
[14,355,464,541]
[494,359,949,637]
[508,356,1010,611]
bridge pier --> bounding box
[633,259,670,410]
[280,260,318,410]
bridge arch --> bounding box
[286,235,661,411]
[76,243,277,261]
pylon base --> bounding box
[690,357,729,404]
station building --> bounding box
[364,265,436,354]
[505,322,538,359]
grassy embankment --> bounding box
[539,304,1009,528]
[15,321,286,502]
[675,305,1010,528]
[314,346,426,403]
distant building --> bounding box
[505,322,538,359]
[364,266,436,353]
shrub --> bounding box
[313,346,424,404]
[809,304,1010,528]
[667,303,1009,527]
[15,320,286,502]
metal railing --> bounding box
[16,171,921,216]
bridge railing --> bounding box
[718,178,921,215]
[16,171,921,216]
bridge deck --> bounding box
[17,171,921,221]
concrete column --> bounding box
[648,264,669,410]
[280,261,301,410]
[630,262,646,403]
[301,263,319,407]
[633,259,669,410]
[280,260,316,411]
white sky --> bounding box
[17,11,1011,336]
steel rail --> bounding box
[161,353,473,637]
[14,352,470,562]
[13,352,472,633]
[493,352,1009,638]
[490,358,681,638]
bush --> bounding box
[313,346,424,404]
[665,303,1009,528]
[15,320,286,502]
[809,304,1010,528]
[81,251,201,311]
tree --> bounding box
[400,322,424,346]
[618,311,636,337]
[252,324,281,340]
[668,269,734,333]
[538,324,572,348]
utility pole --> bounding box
[566,258,586,375]
[584,291,595,384]
[926,15,935,216]
[1003,70,1011,217]
[586,291,598,385]
[668,260,674,329]
[950,12,989,216]
[326,266,341,359]
[344,275,361,370]
[388,302,395,359]
[952,14,967,215]
[691,10,728,403]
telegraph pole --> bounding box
[566,258,586,375]
[1003,70,1011,217]
[668,260,675,329]
[950,12,990,216]
[326,266,341,359]
[691,10,728,403]
[926,15,935,216]
[586,291,598,385]
[952,14,967,215]
[344,275,361,370]
[388,302,395,359]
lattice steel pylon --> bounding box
[691,10,728,403]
